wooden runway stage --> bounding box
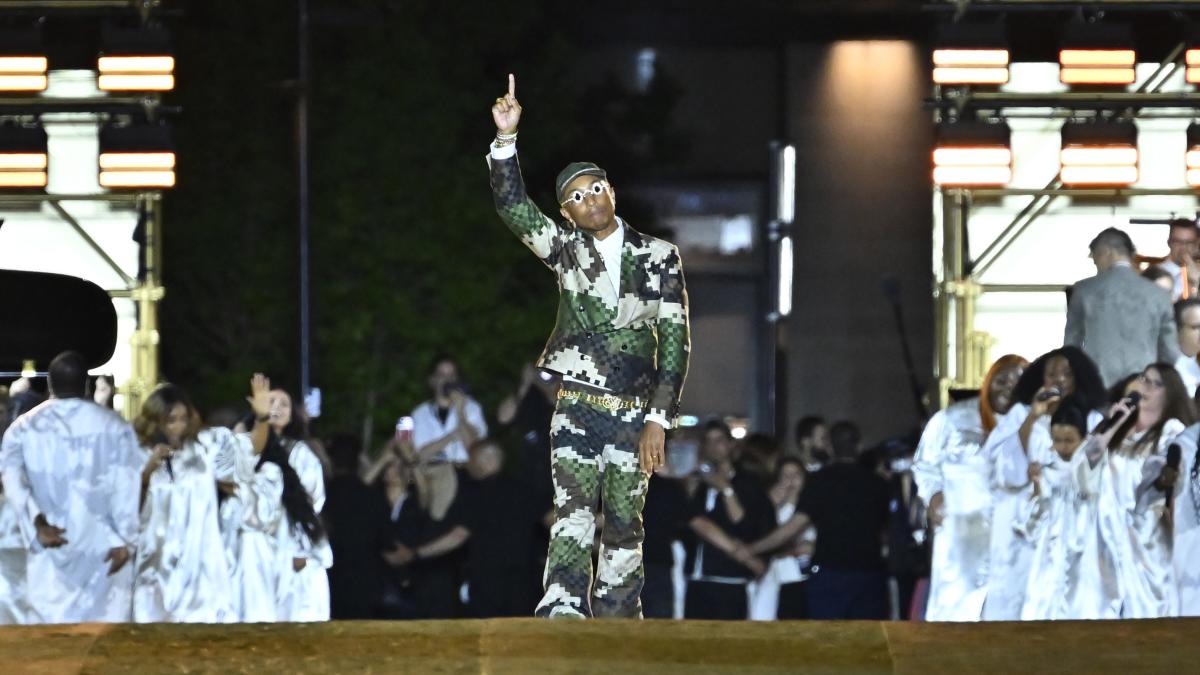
[1,617,1197,674]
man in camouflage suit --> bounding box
[489,75,690,618]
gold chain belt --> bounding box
[557,388,643,413]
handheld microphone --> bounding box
[1168,443,1182,472]
[1035,386,1062,402]
[152,431,174,480]
[1093,391,1142,435]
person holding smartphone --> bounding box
[408,354,487,522]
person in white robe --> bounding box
[981,347,1107,621]
[1019,398,1100,620]
[1170,423,1200,616]
[0,492,31,624]
[264,388,331,622]
[131,377,272,623]
[914,354,1026,622]
[1076,363,1190,619]
[0,351,142,624]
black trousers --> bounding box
[684,580,748,620]
[804,568,886,620]
[642,563,675,619]
[777,581,808,620]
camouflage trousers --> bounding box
[535,384,649,619]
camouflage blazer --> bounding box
[490,153,690,425]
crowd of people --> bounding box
[3,219,1200,624]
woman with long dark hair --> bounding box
[913,354,1027,622]
[748,456,812,620]
[262,387,331,622]
[217,375,285,622]
[1079,363,1193,618]
[980,346,1107,620]
[132,375,273,622]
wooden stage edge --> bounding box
[0,617,1196,674]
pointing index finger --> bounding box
[508,73,515,97]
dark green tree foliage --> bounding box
[161,0,687,448]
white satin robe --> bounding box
[132,427,243,623]
[218,433,285,623]
[1172,423,1200,616]
[1018,443,1098,620]
[1078,419,1183,619]
[983,402,1103,621]
[0,493,31,624]
[912,399,995,622]
[274,440,332,622]
[0,399,142,624]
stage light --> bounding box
[0,125,48,188]
[98,25,174,92]
[0,29,47,92]
[1059,121,1138,187]
[1189,49,1200,85]
[1187,123,1200,188]
[99,124,175,188]
[933,121,1012,187]
[932,22,1009,85]
[1059,22,1136,86]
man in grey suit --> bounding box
[1065,227,1181,387]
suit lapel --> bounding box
[574,229,619,310]
[615,223,652,325]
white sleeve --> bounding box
[410,405,440,454]
[489,140,517,160]
[987,405,1033,489]
[644,412,673,430]
[466,399,488,439]
[912,409,950,502]
[290,441,326,514]
[104,423,143,549]
[0,424,42,552]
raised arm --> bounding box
[488,73,565,267]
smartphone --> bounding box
[395,416,414,444]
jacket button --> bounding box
[620,345,627,351]
[578,305,584,311]
[585,332,593,338]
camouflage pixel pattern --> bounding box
[535,385,649,618]
[490,154,690,424]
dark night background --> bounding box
[158,0,941,447]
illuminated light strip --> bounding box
[933,49,1010,67]
[1188,168,1200,188]
[0,170,47,187]
[1060,146,1138,166]
[0,56,47,73]
[933,147,1012,166]
[99,170,175,188]
[97,74,174,91]
[98,56,174,73]
[1187,49,1200,66]
[1059,165,1138,185]
[0,153,47,170]
[933,66,1009,85]
[0,74,47,91]
[1060,68,1136,85]
[933,165,1013,186]
[1186,148,1200,168]
[1060,49,1136,67]
[99,152,175,170]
